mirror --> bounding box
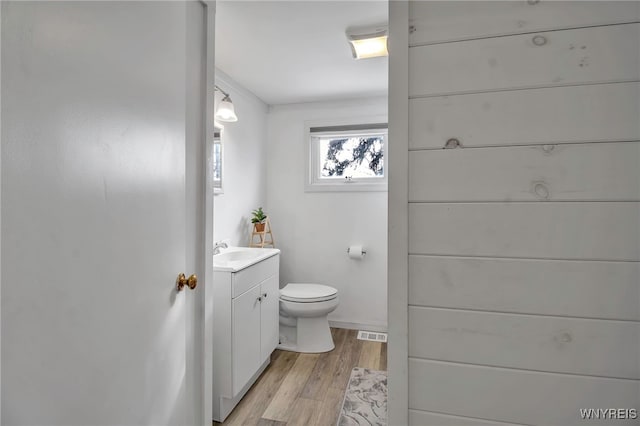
[213,124,223,194]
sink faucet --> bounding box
[213,241,228,255]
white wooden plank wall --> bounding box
[409,24,640,97]
[409,257,640,321]
[409,1,640,45]
[409,83,640,150]
[409,359,640,426]
[409,410,524,426]
[409,202,640,261]
[409,307,640,379]
[409,143,640,202]
[406,1,640,425]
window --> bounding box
[306,121,388,192]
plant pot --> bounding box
[255,222,266,232]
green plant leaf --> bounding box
[251,206,267,223]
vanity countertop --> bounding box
[213,246,280,272]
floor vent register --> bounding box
[357,330,388,343]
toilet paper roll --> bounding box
[348,245,366,260]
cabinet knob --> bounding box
[263,293,268,299]
[257,296,263,302]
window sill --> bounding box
[304,182,388,193]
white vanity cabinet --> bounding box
[231,274,279,393]
[212,249,280,422]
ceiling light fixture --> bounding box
[214,86,238,122]
[346,25,388,60]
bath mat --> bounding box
[338,367,387,426]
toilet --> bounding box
[278,283,339,353]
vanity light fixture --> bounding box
[346,25,388,60]
[214,85,238,122]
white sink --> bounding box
[213,247,280,272]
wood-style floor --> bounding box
[215,328,387,426]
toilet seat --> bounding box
[280,283,338,303]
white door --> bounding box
[1,2,204,424]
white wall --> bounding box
[213,69,268,247]
[266,97,388,331]
[396,2,640,425]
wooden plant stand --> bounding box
[249,218,275,248]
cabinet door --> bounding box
[260,274,280,361]
[232,285,262,395]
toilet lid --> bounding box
[280,283,338,303]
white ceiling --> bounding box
[215,1,388,105]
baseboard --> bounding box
[328,320,388,333]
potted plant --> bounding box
[251,207,268,232]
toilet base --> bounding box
[278,316,335,353]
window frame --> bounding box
[304,116,388,192]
